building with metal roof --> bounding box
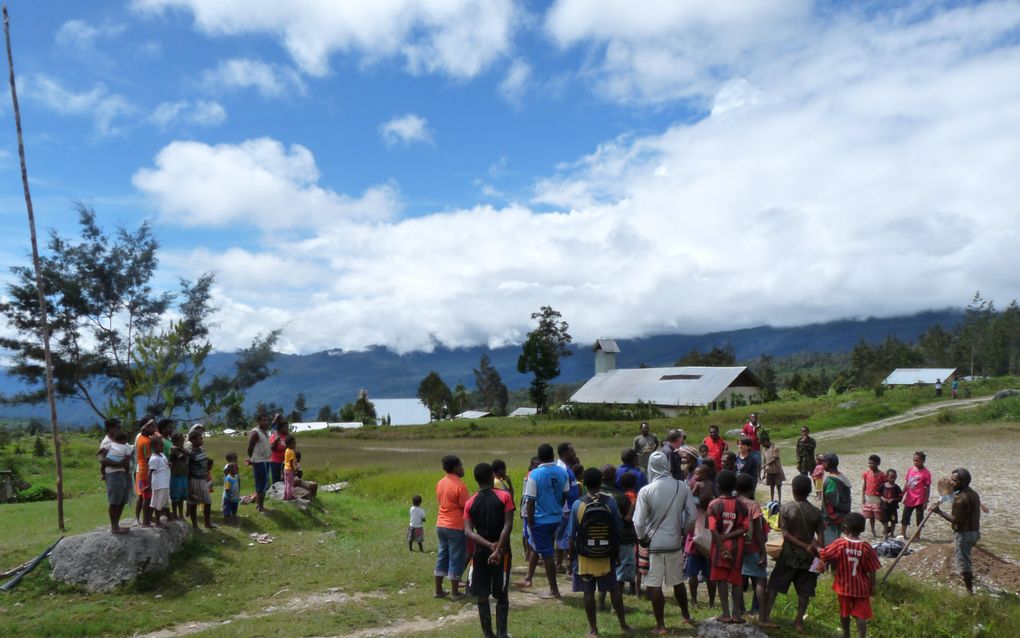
[454,410,492,419]
[570,366,763,415]
[882,368,957,385]
[509,407,538,417]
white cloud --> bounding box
[379,114,433,147]
[133,0,517,79]
[148,99,226,129]
[55,19,125,52]
[133,138,401,229]
[143,3,1020,354]
[201,58,306,99]
[498,58,531,104]
[20,74,135,136]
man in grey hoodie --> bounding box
[633,451,698,634]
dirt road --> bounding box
[809,395,996,442]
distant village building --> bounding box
[882,368,957,386]
[570,339,764,415]
[508,407,538,417]
[454,410,492,420]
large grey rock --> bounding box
[993,389,1019,400]
[266,481,310,509]
[697,619,768,638]
[50,520,192,592]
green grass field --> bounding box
[1,385,1018,637]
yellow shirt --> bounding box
[284,448,297,472]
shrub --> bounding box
[18,484,57,502]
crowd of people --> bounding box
[96,413,318,533]
[421,415,983,638]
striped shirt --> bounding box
[819,538,881,598]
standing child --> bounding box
[283,435,297,500]
[620,471,646,598]
[519,456,539,565]
[186,430,215,530]
[761,434,785,504]
[409,494,426,552]
[169,433,189,521]
[880,469,902,538]
[685,465,717,608]
[223,463,240,520]
[147,435,171,527]
[735,472,767,622]
[860,455,886,538]
[492,459,515,502]
[707,470,750,624]
[812,454,826,501]
[464,462,515,638]
[899,451,932,539]
[819,513,881,638]
[568,467,629,637]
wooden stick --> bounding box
[3,5,65,531]
[881,506,936,584]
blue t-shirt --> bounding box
[524,463,570,526]
[614,464,648,491]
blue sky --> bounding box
[1,1,1019,355]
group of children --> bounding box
[98,417,307,533]
[411,436,952,638]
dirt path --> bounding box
[807,395,995,442]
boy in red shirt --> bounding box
[707,470,749,624]
[860,455,886,538]
[819,513,881,638]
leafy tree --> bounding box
[418,371,452,421]
[0,205,280,422]
[674,344,736,366]
[754,353,779,402]
[451,383,469,416]
[517,306,572,413]
[473,354,508,415]
[33,435,47,457]
[316,405,333,422]
[289,392,307,423]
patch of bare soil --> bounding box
[897,543,1020,595]
[137,588,382,638]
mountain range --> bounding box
[0,309,962,426]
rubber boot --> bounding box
[496,595,510,638]
[477,599,495,638]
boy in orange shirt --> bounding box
[707,470,749,624]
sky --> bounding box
[0,0,1018,355]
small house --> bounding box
[882,368,957,386]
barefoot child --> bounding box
[169,433,189,520]
[464,462,515,638]
[685,465,716,608]
[861,455,886,538]
[619,471,644,598]
[812,454,826,501]
[409,494,426,552]
[761,434,785,504]
[819,513,881,638]
[569,467,630,637]
[148,435,171,527]
[283,435,297,500]
[707,470,749,624]
[222,463,240,520]
[186,430,216,530]
[900,451,931,539]
[735,472,767,622]
[880,469,902,538]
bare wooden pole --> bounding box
[3,5,65,531]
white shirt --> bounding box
[149,453,171,490]
[409,505,426,528]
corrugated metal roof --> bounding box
[570,366,757,407]
[509,407,538,417]
[882,368,957,385]
[595,339,620,353]
[372,398,431,426]
[455,410,491,419]
[290,422,330,432]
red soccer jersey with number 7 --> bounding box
[819,538,882,598]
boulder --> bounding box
[994,389,1020,400]
[838,400,860,409]
[266,481,310,509]
[50,520,191,592]
[697,619,768,638]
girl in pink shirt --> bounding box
[899,451,931,538]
